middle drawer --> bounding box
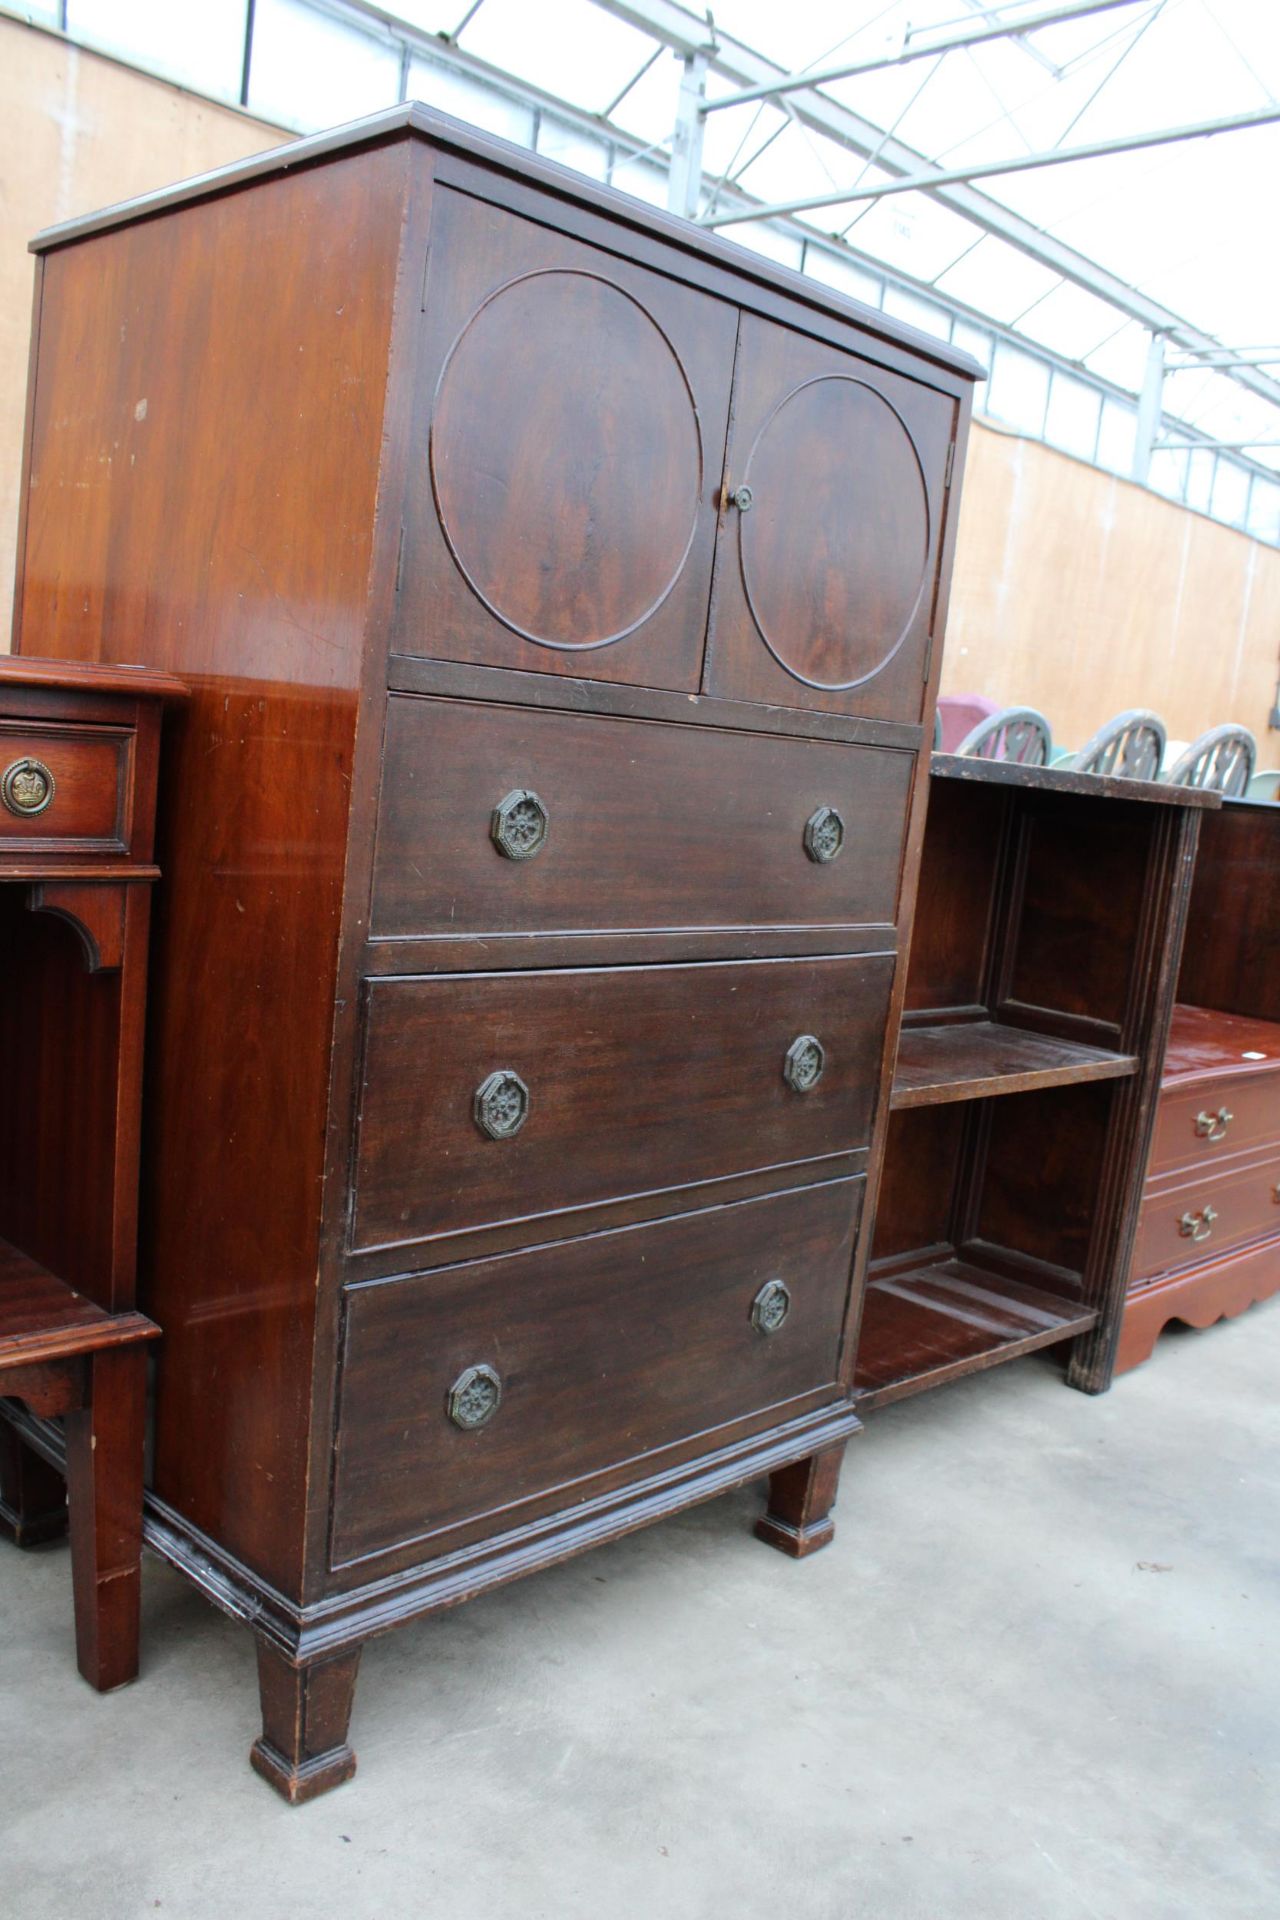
[352,952,893,1253]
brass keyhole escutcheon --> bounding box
[1,757,55,818]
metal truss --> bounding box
[594,0,1280,432]
[701,0,1148,113]
[698,105,1280,228]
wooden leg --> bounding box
[0,1419,68,1547]
[251,1639,362,1804]
[64,1347,147,1692]
[755,1442,846,1559]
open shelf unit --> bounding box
[855,756,1212,1406]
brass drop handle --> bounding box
[730,484,754,512]
[1178,1205,1218,1244]
[1,757,55,818]
[1194,1107,1233,1142]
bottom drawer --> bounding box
[330,1177,862,1568]
[1132,1153,1280,1284]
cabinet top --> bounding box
[932,751,1221,809]
[29,103,982,387]
[0,655,189,703]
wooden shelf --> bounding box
[891,1020,1137,1110]
[0,1237,155,1369]
[853,1255,1099,1410]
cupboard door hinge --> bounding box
[420,246,431,312]
[944,441,956,490]
[395,525,406,597]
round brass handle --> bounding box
[1,757,55,818]
[473,1069,530,1140]
[783,1034,825,1093]
[448,1363,502,1430]
[491,788,548,860]
[1194,1107,1233,1142]
[751,1279,791,1335]
[731,484,754,512]
[1178,1205,1217,1244]
[804,805,845,864]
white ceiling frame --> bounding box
[701,0,1146,114]
[592,0,1280,416]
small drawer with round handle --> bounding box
[330,1175,863,1568]
[351,950,892,1255]
[1131,1150,1280,1284]
[370,694,914,948]
[0,723,132,852]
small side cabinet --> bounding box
[1118,796,1280,1370]
[0,656,185,1689]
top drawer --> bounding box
[0,720,130,854]
[1149,1068,1280,1176]
[371,696,913,946]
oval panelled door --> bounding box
[394,187,737,690]
[704,314,958,723]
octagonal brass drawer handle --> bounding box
[1,757,55,819]
[447,1363,502,1431]
[1194,1107,1233,1142]
[804,805,845,864]
[783,1034,825,1093]
[473,1068,530,1140]
[1178,1205,1217,1244]
[491,788,548,861]
[751,1279,791,1336]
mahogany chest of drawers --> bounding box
[1119,798,1280,1370]
[11,106,977,1796]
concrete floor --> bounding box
[4,1301,1278,1920]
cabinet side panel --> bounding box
[14,142,409,1595]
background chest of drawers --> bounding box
[11,106,977,1797]
[1119,799,1280,1371]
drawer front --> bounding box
[371,696,913,942]
[0,723,128,849]
[1149,1071,1280,1176]
[331,1177,862,1567]
[1132,1153,1280,1283]
[352,952,893,1252]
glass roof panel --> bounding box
[458,0,658,114]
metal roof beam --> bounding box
[591,0,1280,414]
[702,0,1144,114]
[699,105,1280,226]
